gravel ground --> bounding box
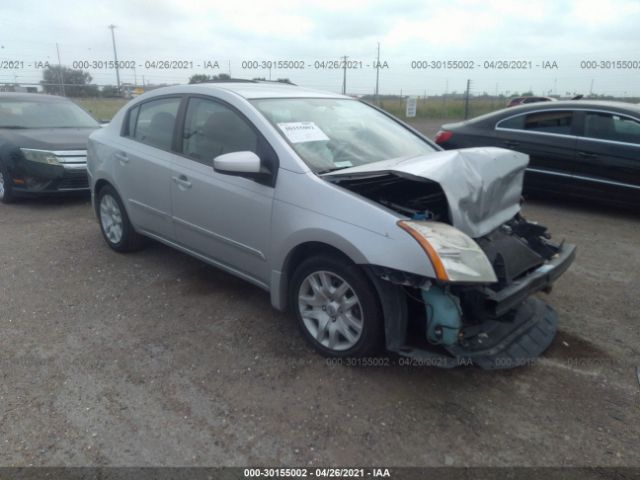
[0,121,638,467]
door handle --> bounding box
[504,141,520,148]
[577,151,597,159]
[114,152,129,164]
[172,174,192,189]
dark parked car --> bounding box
[506,96,556,107]
[435,101,640,208]
[0,92,99,203]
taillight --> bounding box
[435,130,453,144]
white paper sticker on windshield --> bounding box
[334,161,353,168]
[277,122,330,143]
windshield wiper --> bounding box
[316,166,351,175]
[0,125,28,129]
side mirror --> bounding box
[213,151,261,174]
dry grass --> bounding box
[71,97,128,121]
[69,96,498,122]
[374,97,505,119]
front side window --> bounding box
[584,112,640,144]
[181,97,258,163]
[132,97,181,151]
[251,98,436,173]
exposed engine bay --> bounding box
[327,172,452,223]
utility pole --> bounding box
[55,43,65,96]
[464,79,471,119]
[444,78,449,118]
[374,42,380,103]
[108,25,121,92]
[341,56,348,95]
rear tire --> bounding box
[290,254,384,358]
[0,163,16,204]
[96,185,147,252]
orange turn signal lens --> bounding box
[397,221,449,281]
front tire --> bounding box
[290,255,384,357]
[0,164,16,204]
[96,185,146,252]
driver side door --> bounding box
[170,96,277,286]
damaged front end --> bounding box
[326,148,575,369]
[366,215,575,369]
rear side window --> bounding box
[584,112,640,144]
[181,97,258,163]
[130,97,181,151]
[523,111,573,134]
[498,111,573,135]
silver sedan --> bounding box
[87,81,575,368]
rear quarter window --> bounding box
[497,115,524,129]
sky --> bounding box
[1,0,639,97]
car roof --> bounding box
[461,99,640,126]
[0,92,70,102]
[140,82,348,100]
[503,99,640,114]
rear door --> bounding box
[572,110,640,205]
[494,109,579,192]
[114,96,183,240]
[170,96,277,286]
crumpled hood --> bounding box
[325,147,529,238]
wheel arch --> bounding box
[93,178,127,218]
[270,240,364,312]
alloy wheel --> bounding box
[100,194,124,244]
[297,270,364,351]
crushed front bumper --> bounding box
[398,297,558,369]
[484,243,576,317]
[366,242,576,369]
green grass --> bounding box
[72,98,128,121]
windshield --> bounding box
[0,99,99,128]
[251,98,436,172]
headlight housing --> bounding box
[20,149,61,166]
[398,220,497,283]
